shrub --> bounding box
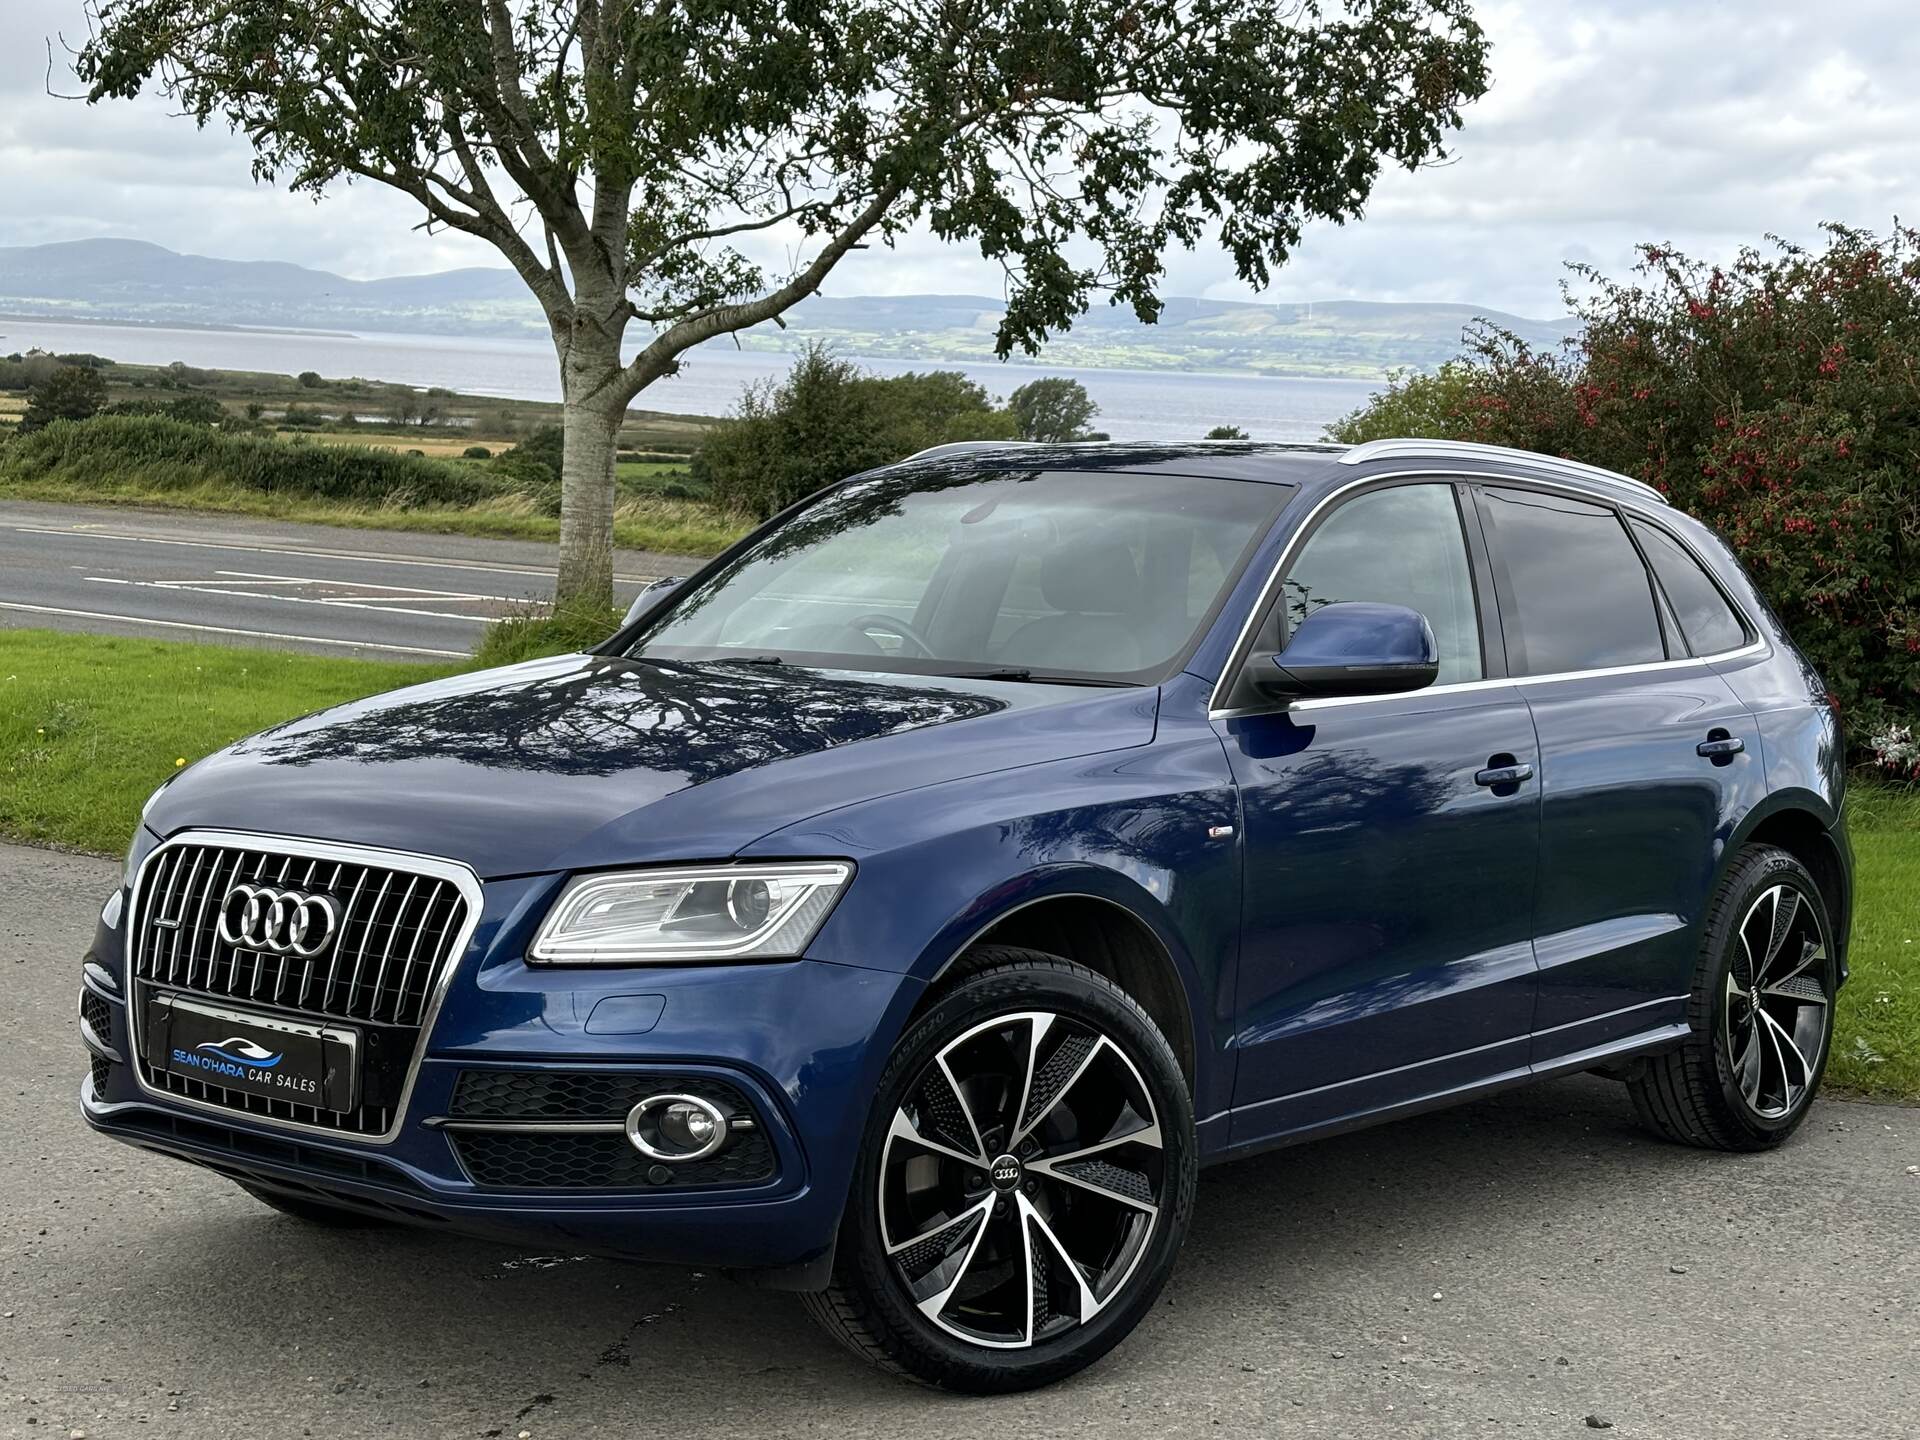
[462,444,492,459]
[1205,424,1249,440]
[1329,224,1920,748]
[297,370,324,388]
[20,366,108,432]
[0,415,507,507]
[508,424,566,480]
[696,343,1019,518]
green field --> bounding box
[2,626,1912,1101]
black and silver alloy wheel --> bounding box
[1723,881,1831,1120]
[880,1009,1165,1349]
[806,948,1195,1391]
[1629,845,1837,1151]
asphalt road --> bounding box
[0,500,700,659]
[5,839,1916,1439]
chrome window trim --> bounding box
[122,828,483,1147]
[1206,467,1767,719]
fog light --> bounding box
[625,1092,729,1162]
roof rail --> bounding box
[897,440,1044,464]
[1337,438,1668,505]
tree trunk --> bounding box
[554,330,626,611]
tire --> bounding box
[803,946,1196,1392]
[1627,845,1837,1151]
[238,1182,391,1228]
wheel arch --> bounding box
[911,876,1204,1098]
[1724,790,1852,983]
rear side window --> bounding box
[1478,487,1665,675]
[1629,519,1748,656]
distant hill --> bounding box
[0,238,1575,378]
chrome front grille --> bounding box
[129,835,476,1138]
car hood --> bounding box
[149,653,1160,877]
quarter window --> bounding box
[1629,519,1748,656]
[1281,483,1483,685]
[1478,487,1665,675]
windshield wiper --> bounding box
[946,668,1137,688]
[717,654,787,666]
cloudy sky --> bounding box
[4,0,1916,319]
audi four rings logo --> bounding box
[216,883,344,958]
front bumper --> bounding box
[78,874,920,1276]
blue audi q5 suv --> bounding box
[80,438,1852,1391]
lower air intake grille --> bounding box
[91,1055,113,1095]
[446,1070,775,1190]
[451,1128,775,1190]
[80,990,113,1048]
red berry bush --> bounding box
[1334,224,1920,757]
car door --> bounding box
[1470,484,1766,1064]
[1215,479,1543,1147]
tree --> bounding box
[20,365,108,432]
[79,0,1488,606]
[1009,378,1100,443]
[1204,424,1249,439]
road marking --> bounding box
[213,570,522,602]
[0,601,468,656]
[83,576,494,624]
[6,524,666,583]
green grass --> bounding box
[0,630,454,855]
[1827,783,1920,1100]
[2,625,1913,1101]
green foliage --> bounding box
[297,370,324,388]
[695,344,1017,518]
[1330,225,1920,744]
[462,444,492,460]
[1009,378,1100,443]
[1205,424,1250,440]
[20,366,109,432]
[102,393,229,426]
[508,425,566,481]
[1327,362,1482,443]
[0,415,504,507]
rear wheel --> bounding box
[804,948,1195,1391]
[1628,846,1836,1151]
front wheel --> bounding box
[1628,845,1837,1151]
[804,948,1195,1392]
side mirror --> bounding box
[622,575,685,627]
[1258,601,1439,700]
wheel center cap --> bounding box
[988,1153,1023,1192]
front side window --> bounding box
[631,468,1290,684]
[1478,487,1666,675]
[1629,519,1748,657]
[1280,482,1484,685]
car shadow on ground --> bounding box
[82,1069,1828,1435]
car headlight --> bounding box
[528,862,853,964]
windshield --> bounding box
[628,467,1291,684]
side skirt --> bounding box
[1202,1022,1690,1168]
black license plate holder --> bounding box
[145,993,359,1112]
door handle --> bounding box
[1474,761,1534,788]
[1696,734,1745,760]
